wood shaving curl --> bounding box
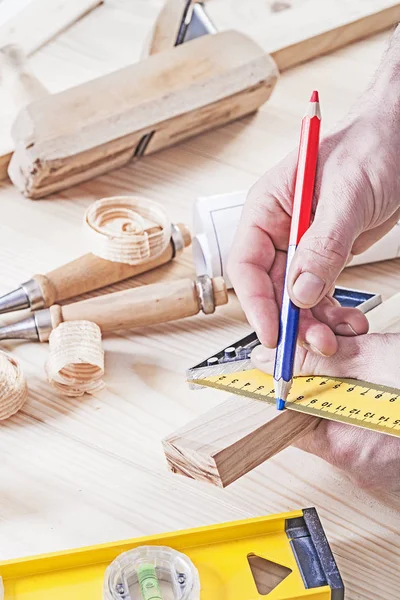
[85,196,171,265]
[0,351,28,420]
[45,321,105,397]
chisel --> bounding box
[0,275,228,341]
[0,223,191,314]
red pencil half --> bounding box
[289,91,321,245]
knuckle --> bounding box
[301,233,349,269]
[351,473,377,491]
[296,346,322,375]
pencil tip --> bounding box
[310,90,319,102]
[276,398,286,411]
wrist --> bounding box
[359,24,400,130]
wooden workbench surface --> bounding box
[0,2,399,598]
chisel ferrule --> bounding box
[20,278,45,310]
[0,278,44,315]
[170,223,185,257]
[33,308,53,342]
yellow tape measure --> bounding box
[191,369,400,436]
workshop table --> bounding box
[0,2,399,599]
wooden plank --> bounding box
[8,30,278,198]
[163,293,400,487]
[205,0,400,71]
[0,0,103,56]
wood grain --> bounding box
[164,396,317,487]
[0,4,399,600]
[49,276,228,336]
[9,30,278,198]
[0,0,103,56]
[163,293,400,487]
[205,0,400,71]
[34,223,191,307]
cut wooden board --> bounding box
[205,0,400,71]
[8,30,278,198]
[163,292,400,487]
[0,0,103,56]
[163,396,317,487]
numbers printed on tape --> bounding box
[194,370,400,436]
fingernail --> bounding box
[292,272,325,306]
[251,345,274,365]
[302,342,329,357]
[335,323,358,336]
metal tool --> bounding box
[0,275,228,342]
[0,222,190,315]
[0,508,344,599]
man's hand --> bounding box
[252,334,400,492]
[228,31,400,355]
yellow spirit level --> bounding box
[0,508,343,599]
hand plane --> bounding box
[8,0,279,199]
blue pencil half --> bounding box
[273,245,299,410]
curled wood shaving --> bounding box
[0,351,28,420]
[85,196,171,264]
[45,321,105,397]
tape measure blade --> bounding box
[191,370,400,438]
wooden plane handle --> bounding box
[0,44,47,180]
[32,223,191,307]
[49,276,228,333]
[0,44,47,108]
[144,0,193,56]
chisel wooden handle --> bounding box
[48,276,228,334]
[30,223,191,307]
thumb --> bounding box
[251,333,400,389]
[287,213,358,309]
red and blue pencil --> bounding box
[274,91,321,410]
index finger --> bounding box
[227,185,291,348]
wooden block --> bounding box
[205,0,400,71]
[8,30,278,199]
[163,396,316,487]
[0,0,103,56]
[163,292,400,487]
